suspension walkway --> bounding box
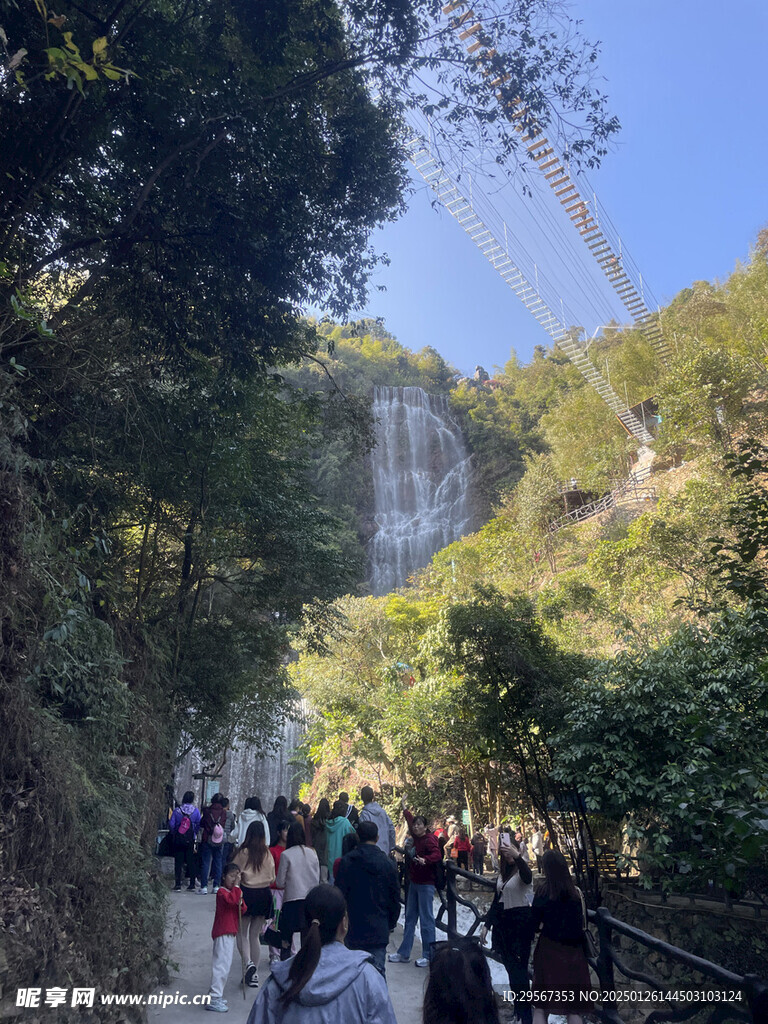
[440,0,673,368]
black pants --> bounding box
[280,899,307,959]
[493,906,533,1024]
[472,853,484,875]
[457,850,469,871]
[174,843,196,887]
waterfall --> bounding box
[174,715,305,816]
[370,385,473,595]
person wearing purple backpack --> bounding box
[169,790,201,891]
[199,792,228,895]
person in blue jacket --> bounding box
[246,885,396,1024]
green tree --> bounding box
[656,346,756,456]
[542,385,636,492]
[553,603,768,894]
[509,454,562,570]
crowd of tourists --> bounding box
[167,788,593,1022]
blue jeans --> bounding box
[351,944,386,978]
[397,882,435,960]
[200,842,224,889]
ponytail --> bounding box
[280,885,346,1006]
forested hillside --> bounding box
[293,236,768,910]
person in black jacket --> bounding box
[337,790,360,829]
[336,820,400,979]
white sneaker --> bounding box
[387,953,409,963]
[415,957,430,968]
[212,886,220,893]
[199,887,208,895]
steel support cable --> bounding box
[463,181,586,324]
[573,175,662,312]
[408,96,631,332]
[414,131,606,329]
[406,111,653,433]
[407,114,598,323]
[465,174,598,322]
[410,105,622,338]
[452,176,589,333]
[501,166,625,325]
[406,135,655,445]
[486,172,621,328]
[405,110,554,300]
[440,0,671,363]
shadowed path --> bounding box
[152,887,427,1024]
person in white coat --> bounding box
[275,822,320,959]
[238,796,270,846]
[246,885,396,1024]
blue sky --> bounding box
[349,0,768,377]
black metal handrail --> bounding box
[430,861,768,1024]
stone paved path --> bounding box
[152,886,428,1024]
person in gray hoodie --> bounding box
[246,884,395,1024]
[358,787,396,858]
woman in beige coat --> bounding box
[233,820,276,988]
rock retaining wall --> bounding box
[601,887,768,983]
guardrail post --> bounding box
[447,864,458,939]
[594,906,616,992]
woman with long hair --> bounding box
[422,944,500,1024]
[237,796,270,846]
[530,849,592,1024]
[267,795,289,845]
[246,885,396,1024]
[233,820,276,989]
[310,798,331,882]
[276,822,320,960]
[480,834,533,1024]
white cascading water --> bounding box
[370,385,473,595]
[174,714,305,815]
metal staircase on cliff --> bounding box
[406,137,656,446]
[440,0,672,367]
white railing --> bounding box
[550,466,656,532]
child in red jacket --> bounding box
[207,862,244,1013]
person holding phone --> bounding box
[480,833,534,1024]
